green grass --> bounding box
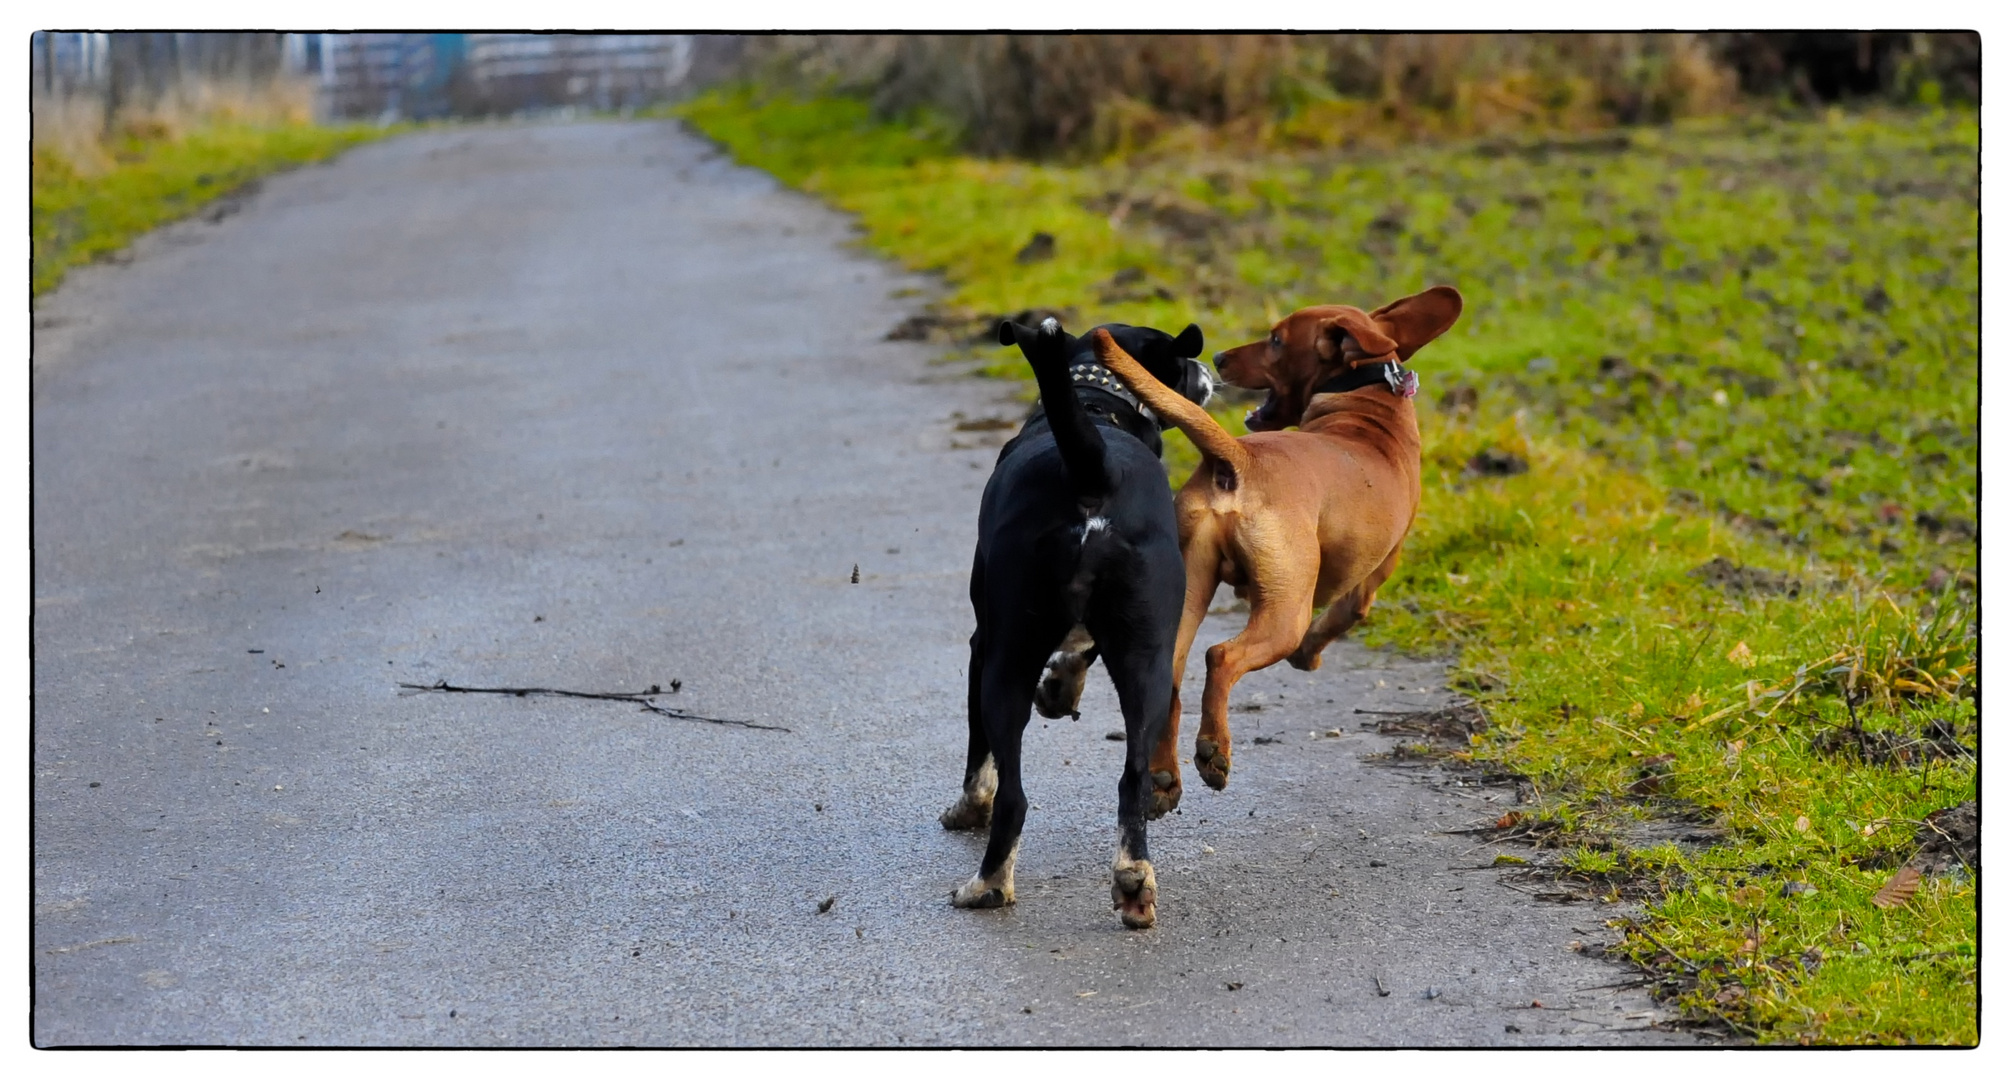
[33,120,389,296]
[676,88,1978,1044]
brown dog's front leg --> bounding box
[1151,544,1218,817]
[1149,705,1183,818]
[1198,595,1313,789]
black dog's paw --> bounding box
[950,873,1015,908]
[939,796,992,831]
[1033,626,1093,720]
[1111,857,1158,929]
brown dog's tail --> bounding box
[1091,328,1251,488]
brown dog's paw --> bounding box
[1286,645,1323,672]
[1111,858,1158,929]
[1147,768,1182,819]
[1195,737,1231,790]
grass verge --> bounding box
[675,88,1977,1044]
[33,119,389,297]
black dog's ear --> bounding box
[1173,323,1204,358]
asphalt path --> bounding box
[32,119,1702,1046]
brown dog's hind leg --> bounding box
[1197,590,1314,790]
[1288,548,1401,671]
[1286,594,1364,672]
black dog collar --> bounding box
[1066,362,1157,425]
[1313,360,1419,399]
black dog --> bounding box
[941,317,1213,929]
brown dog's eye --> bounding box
[1269,333,1282,348]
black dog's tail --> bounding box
[1000,317,1109,508]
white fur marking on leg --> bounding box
[1039,625,1095,685]
[1055,624,1094,654]
[941,753,999,829]
[952,839,1020,907]
[1035,625,1096,720]
[1111,846,1159,927]
[971,755,997,800]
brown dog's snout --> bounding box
[1212,342,1270,389]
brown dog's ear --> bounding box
[1368,285,1464,361]
[1315,309,1399,365]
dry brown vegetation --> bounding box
[743,33,1975,158]
[35,77,320,177]
[747,34,1739,157]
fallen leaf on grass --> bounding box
[1794,815,1810,833]
[1725,641,1756,668]
[1871,867,1921,909]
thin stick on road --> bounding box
[398,679,791,732]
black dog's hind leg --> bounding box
[941,627,997,830]
[944,551,996,829]
[950,636,1047,909]
[1098,632,1175,929]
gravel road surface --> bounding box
[32,120,1703,1046]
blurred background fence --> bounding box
[30,32,746,132]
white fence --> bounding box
[30,33,740,122]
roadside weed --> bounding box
[33,120,388,296]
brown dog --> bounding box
[1088,286,1463,813]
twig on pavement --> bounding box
[398,680,790,732]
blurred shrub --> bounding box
[742,33,1976,158]
[1709,32,1980,107]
